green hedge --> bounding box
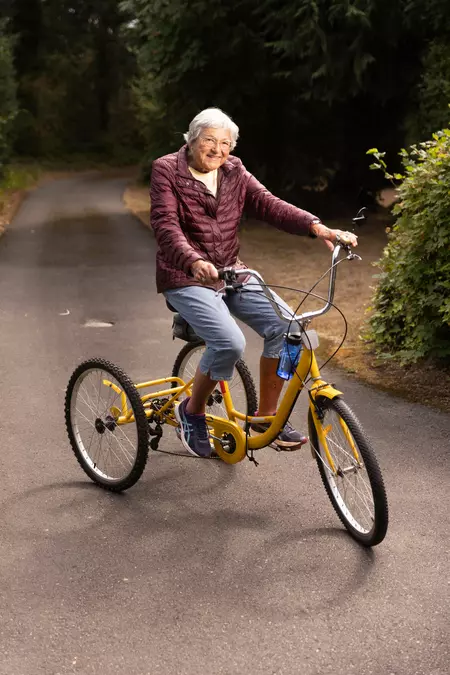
[367,129,450,363]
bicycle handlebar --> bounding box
[217,208,366,326]
[219,241,361,326]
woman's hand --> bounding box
[191,259,219,284]
[310,221,358,251]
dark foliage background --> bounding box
[0,0,448,202]
[1,0,449,362]
[121,0,450,213]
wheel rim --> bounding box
[318,408,375,534]
[70,368,140,483]
[176,345,252,427]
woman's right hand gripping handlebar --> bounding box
[191,259,219,285]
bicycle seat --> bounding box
[169,307,201,343]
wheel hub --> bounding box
[95,417,105,434]
[104,415,117,432]
[207,390,223,406]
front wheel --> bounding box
[308,397,388,546]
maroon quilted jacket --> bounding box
[150,145,319,292]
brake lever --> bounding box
[219,267,245,292]
[341,207,365,258]
[223,281,244,292]
[338,242,362,261]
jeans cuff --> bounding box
[199,363,234,382]
[262,351,281,360]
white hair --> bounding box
[184,107,239,150]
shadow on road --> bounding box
[1,468,377,620]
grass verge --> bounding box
[119,182,441,412]
[0,164,44,237]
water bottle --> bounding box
[277,332,303,380]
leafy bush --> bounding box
[367,130,450,363]
[0,163,42,215]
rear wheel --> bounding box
[172,341,258,425]
[308,396,388,546]
[65,358,149,492]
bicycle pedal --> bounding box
[150,436,161,451]
[272,440,307,452]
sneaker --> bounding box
[175,398,212,458]
[251,417,308,450]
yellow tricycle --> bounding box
[65,211,389,547]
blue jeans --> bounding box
[164,282,296,381]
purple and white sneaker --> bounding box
[175,398,212,458]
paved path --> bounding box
[0,174,449,675]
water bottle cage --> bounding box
[277,335,303,380]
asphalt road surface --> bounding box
[0,173,449,675]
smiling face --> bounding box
[188,127,232,173]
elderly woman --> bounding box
[151,108,357,458]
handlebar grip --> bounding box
[217,267,237,281]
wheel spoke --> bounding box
[75,405,136,467]
[102,431,133,471]
[336,471,374,522]
[327,435,361,467]
[79,380,122,421]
